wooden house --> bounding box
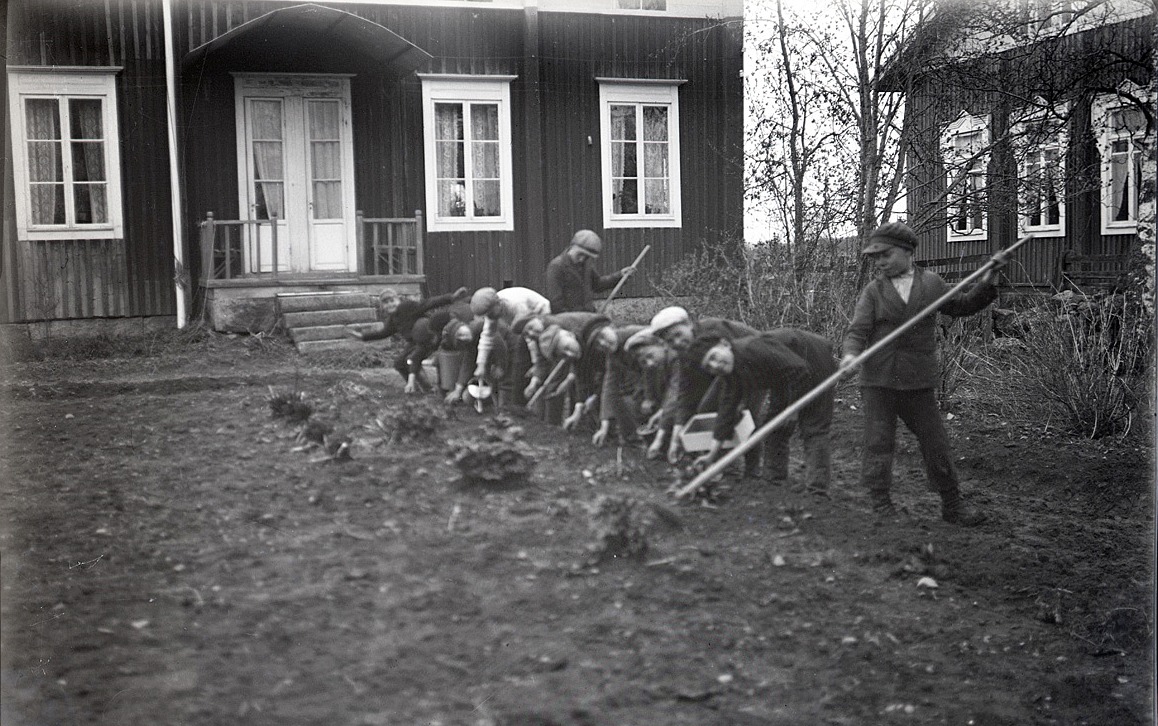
[3,0,743,337]
[884,0,1153,293]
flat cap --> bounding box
[863,221,918,254]
[570,229,603,258]
[470,287,500,316]
[624,329,663,354]
[647,306,691,336]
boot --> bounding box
[941,492,986,526]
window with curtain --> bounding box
[308,99,342,220]
[1023,145,1062,229]
[599,80,683,229]
[1091,85,1151,235]
[420,76,514,232]
[940,113,989,241]
[1102,106,1144,230]
[9,69,123,240]
[1012,105,1067,237]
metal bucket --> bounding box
[436,349,464,391]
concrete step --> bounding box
[283,307,378,328]
[277,291,374,313]
[289,322,383,343]
[295,338,381,355]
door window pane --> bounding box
[308,100,342,220]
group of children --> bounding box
[351,222,1006,527]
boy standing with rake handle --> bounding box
[842,221,1004,526]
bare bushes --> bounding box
[1006,291,1151,440]
[652,236,862,345]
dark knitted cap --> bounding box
[863,221,918,254]
[686,334,727,369]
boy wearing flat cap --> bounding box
[471,286,551,407]
[545,230,634,313]
[688,328,837,494]
[842,221,1003,525]
[645,306,764,472]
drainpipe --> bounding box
[162,0,188,328]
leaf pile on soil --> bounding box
[585,494,657,562]
[448,415,537,486]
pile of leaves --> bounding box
[585,494,657,562]
[447,415,537,487]
[372,399,448,444]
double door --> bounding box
[235,74,355,274]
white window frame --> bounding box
[940,112,989,242]
[1026,0,1074,35]
[1012,102,1068,238]
[598,78,684,229]
[613,0,667,10]
[8,67,124,241]
[1092,82,1152,235]
[419,74,516,233]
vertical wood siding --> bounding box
[4,0,175,322]
[6,0,742,322]
[534,12,743,299]
[177,2,742,298]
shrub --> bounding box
[1008,292,1151,439]
[652,235,862,348]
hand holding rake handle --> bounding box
[598,245,651,314]
[674,236,1030,500]
[526,358,569,410]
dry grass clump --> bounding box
[267,386,314,424]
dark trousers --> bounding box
[687,372,766,474]
[765,385,833,490]
[394,341,436,382]
[859,386,960,504]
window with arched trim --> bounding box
[1010,101,1069,238]
[940,112,989,242]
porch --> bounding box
[198,211,425,333]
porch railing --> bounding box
[198,212,280,281]
[198,210,423,281]
[357,210,424,277]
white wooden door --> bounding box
[235,75,355,274]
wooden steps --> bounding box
[277,291,384,354]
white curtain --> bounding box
[309,100,341,220]
[25,98,65,225]
[250,100,284,220]
[70,99,107,224]
[435,103,466,216]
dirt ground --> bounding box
[0,336,1153,726]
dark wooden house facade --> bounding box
[888,0,1153,293]
[3,0,743,331]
